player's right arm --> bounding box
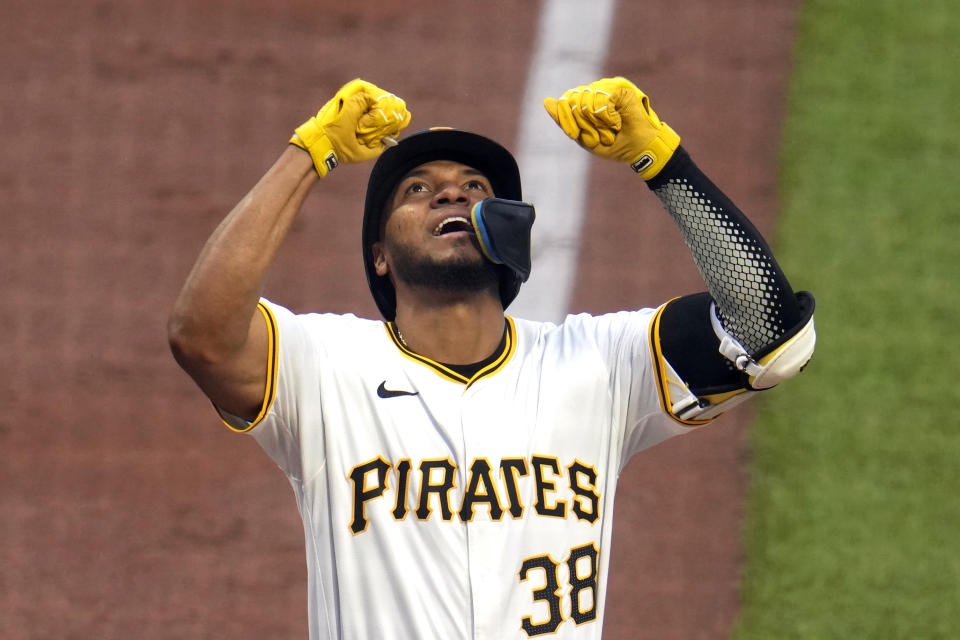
[167,79,410,422]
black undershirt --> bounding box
[436,319,509,379]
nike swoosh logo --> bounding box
[377,381,419,399]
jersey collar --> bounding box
[385,317,516,387]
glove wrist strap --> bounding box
[291,119,339,177]
[629,124,680,181]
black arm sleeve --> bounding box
[647,147,805,359]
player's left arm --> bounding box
[544,77,815,422]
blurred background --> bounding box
[4,1,955,639]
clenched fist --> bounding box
[292,79,412,177]
[543,76,679,180]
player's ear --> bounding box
[371,241,389,277]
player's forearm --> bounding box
[168,146,318,361]
[541,77,811,359]
[647,147,804,357]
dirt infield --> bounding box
[2,1,798,638]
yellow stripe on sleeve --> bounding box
[220,301,280,433]
[648,300,713,427]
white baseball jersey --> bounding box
[221,298,709,639]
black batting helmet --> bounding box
[362,128,523,321]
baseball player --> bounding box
[168,76,815,639]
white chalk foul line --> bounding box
[509,0,617,323]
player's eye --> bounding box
[405,182,429,194]
[464,180,488,192]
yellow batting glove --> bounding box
[291,79,412,177]
[543,76,680,180]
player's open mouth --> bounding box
[433,216,474,236]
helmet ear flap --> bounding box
[497,267,523,311]
[471,198,536,283]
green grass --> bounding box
[734,1,960,638]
